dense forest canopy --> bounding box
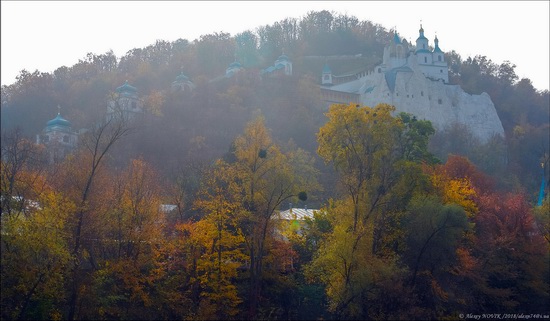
[1,10,549,320]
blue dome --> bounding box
[276,54,290,61]
[46,113,71,128]
[393,33,401,44]
[229,61,242,68]
[322,64,332,73]
[176,72,189,82]
[433,37,443,53]
[116,81,137,93]
[416,25,427,41]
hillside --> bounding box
[1,10,549,320]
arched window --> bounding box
[438,55,442,62]
[132,101,137,109]
[63,135,69,143]
[424,57,427,63]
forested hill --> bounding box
[1,10,548,190]
[1,10,549,321]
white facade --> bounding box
[107,81,144,122]
[261,53,293,77]
[225,61,243,78]
[171,72,195,92]
[322,63,333,85]
[36,110,78,163]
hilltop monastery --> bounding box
[37,24,506,164]
[320,25,505,143]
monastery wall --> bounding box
[358,68,504,142]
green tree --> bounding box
[310,103,435,319]
[403,195,469,287]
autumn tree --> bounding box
[1,172,74,320]
[317,103,433,239]
[193,160,247,319]
[84,159,166,320]
[310,103,435,319]
[1,128,46,217]
[52,115,131,320]
[534,195,550,247]
[472,192,549,313]
[234,116,318,318]
[195,116,317,319]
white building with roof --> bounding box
[171,71,195,92]
[107,81,144,122]
[320,25,505,143]
[276,207,316,221]
[261,53,293,77]
[225,60,244,78]
[36,107,78,163]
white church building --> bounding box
[320,25,505,143]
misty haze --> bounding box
[1,10,549,321]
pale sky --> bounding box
[1,1,549,91]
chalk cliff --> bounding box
[320,25,505,143]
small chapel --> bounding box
[106,81,144,122]
[36,107,78,163]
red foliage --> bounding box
[425,155,495,195]
[476,192,545,255]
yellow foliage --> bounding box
[145,90,165,116]
[1,189,74,320]
[430,173,478,218]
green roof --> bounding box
[394,33,401,44]
[46,113,71,128]
[116,81,137,93]
[229,61,242,68]
[276,54,290,62]
[176,72,190,82]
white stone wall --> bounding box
[358,67,504,143]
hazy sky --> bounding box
[2,1,549,91]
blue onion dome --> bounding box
[176,72,189,82]
[417,24,427,40]
[116,81,138,94]
[322,63,332,73]
[276,53,290,61]
[229,61,242,69]
[433,36,443,53]
[393,32,401,44]
[46,113,71,131]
